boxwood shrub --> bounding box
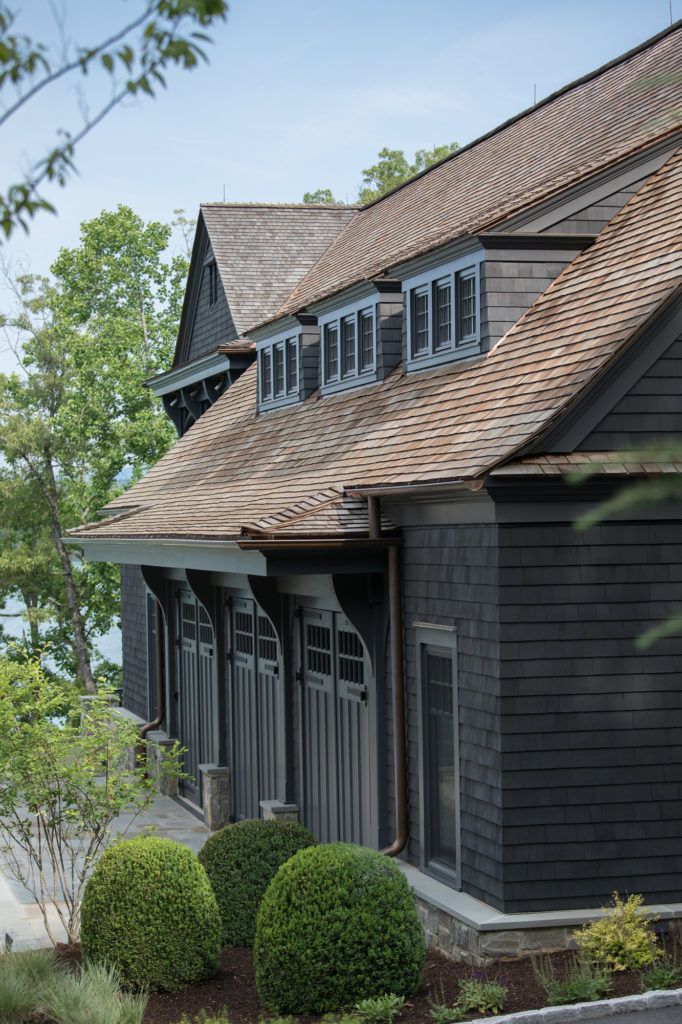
[81,836,222,992]
[198,817,316,947]
[254,843,426,1014]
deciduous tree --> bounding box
[0,206,183,689]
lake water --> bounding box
[1,595,122,665]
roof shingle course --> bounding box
[71,145,682,543]
[267,24,682,324]
[200,203,357,336]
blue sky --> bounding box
[0,0,677,371]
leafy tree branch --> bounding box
[0,1,228,238]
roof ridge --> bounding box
[199,202,359,210]
[359,19,682,213]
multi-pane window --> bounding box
[322,305,375,386]
[458,270,477,340]
[258,335,299,407]
[419,634,460,884]
[273,344,285,397]
[359,309,374,371]
[286,338,298,393]
[406,262,479,366]
[208,261,218,306]
[260,349,272,402]
[435,278,452,348]
[325,323,339,380]
[412,287,429,355]
[341,316,356,376]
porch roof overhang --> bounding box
[66,532,392,577]
[145,347,252,398]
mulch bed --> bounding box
[139,947,646,1024]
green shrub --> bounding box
[198,817,316,947]
[456,978,507,1016]
[0,948,60,1023]
[43,961,147,1024]
[254,843,425,1015]
[574,893,658,972]
[532,953,611,1005]
[81,835,222,992]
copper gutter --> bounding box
[138,600,166,767]
[368,495,408,858]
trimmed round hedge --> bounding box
[254,843,426,1014]
[81,836,222,992]
[198,817,316,947]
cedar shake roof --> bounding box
[70,145,682,544]
[241,488,398,539]
[200,203,357,336]
[263,23,682,324]
[491,453,682,477]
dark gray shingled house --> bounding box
[71,24,682,958]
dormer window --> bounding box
[208,261,218,306]
[258,332,301,410]
[321,301,376,391]
[404,254,482,370]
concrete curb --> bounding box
[478,987,682,1022]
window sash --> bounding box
[341,316,356,377]
[325,323,339,382]
[359,308,374,371]
[422,642,459,878]
[412,287,429,356]
[457,270,477,342]
[286,338,298,393]
[260,349,272,401]
[435,278,452,349]
[273,343,285,397]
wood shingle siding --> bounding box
[187,243,237,363]
[120,565,149,720]
[498,519,682,911]
[545,180,648,235]
[401,524,503,908]
[579,334,682,449]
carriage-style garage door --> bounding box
[226,597,281,821]
[300,608,373,846]
[174,590,216,805]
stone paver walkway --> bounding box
[0,793,209,950]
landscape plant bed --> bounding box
[135,947,647,1024]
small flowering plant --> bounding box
[574,892,658,972]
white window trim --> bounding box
[319,296,378,394]
[403,253,483,371]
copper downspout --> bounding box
[138,600,166,767]
[368,495,408,858]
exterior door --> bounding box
[300,608,373,846]
[227,598,281,820]
[175,591,215,805]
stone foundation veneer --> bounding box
[401,862,682,964]
[198,764,230,831]
[414,896,576,964]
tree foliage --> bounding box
[0,206,184,688]
[572,440,682,648]
[302,188,343,205]
[0,1,228,238]
[303,142,459,207]
[0,652,184,943]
